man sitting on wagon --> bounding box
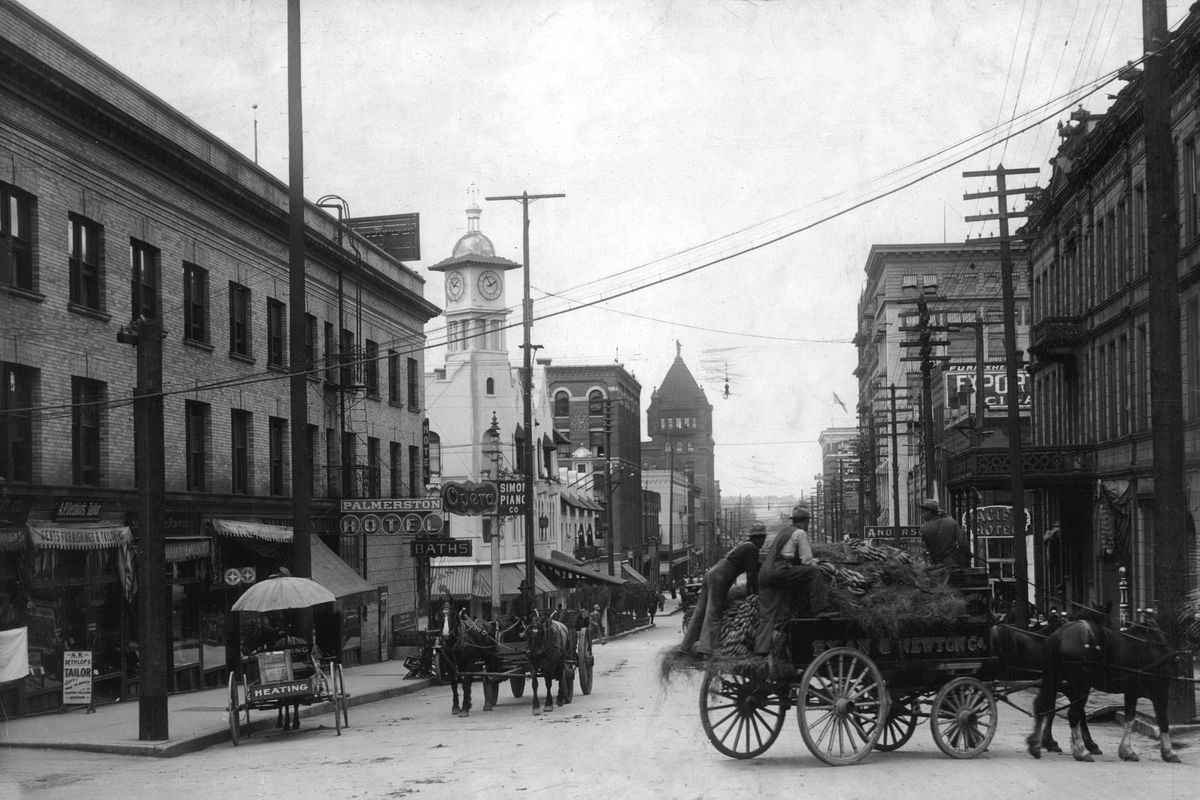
[753,502,835,657]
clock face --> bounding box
[477,269,503,300]
[446,271,465,301]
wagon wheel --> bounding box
[335,663,349,728]
[562,664,575,704]
[577,631,593,695]
[241,674,253,729]
[699,667,787,759]
[870,692,920,752]
[930,677,996,759]
[227,673,242,746]
[510,676,526,697]
[796,647,889,766]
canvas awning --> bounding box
[210,519,293,543]
[561,490,602,512]
[27,523,132,550]
[620,562,649,584]
[535,555,625,587]
[430,563,555,599]
[0,527,24,552]
[310,534,375,607]
[165,536,211,562]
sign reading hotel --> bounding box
[62,650,93,706]
[339,498,443,537]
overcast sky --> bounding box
[19,0,1192,503]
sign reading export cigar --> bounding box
[440,481,497,516]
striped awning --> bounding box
[27,523,132,550]
[535,555,625,587]
[165,536,211,563]
[211,519,293,543]
[0,527,24,551]
[431,563,556,599]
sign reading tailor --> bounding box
[496,479,527,517]
[62,650,93,705]
[440,481,498,516]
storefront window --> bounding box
[171,583,202,691]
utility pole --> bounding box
[872,384,906,538]
[485,191,565,588]
[900,298,949,499]
[604,391,615,576]
[1142,0,1191,721]
[964,163,1039,625]
[286,0,311,579]
[118,317,168,740]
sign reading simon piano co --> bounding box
[496,479,528,517]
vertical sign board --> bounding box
[62,650,93,708]
[422,419,431,487]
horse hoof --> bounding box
[458,709,470,718]
[1087,744,1103,756]
[1027,745,1042,759]
[1164,752,1181,764]
[1046,741,1062,754]
[1073,753,1094,763]
[1119,748,1138,762]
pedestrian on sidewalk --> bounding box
[647,598,657,626]
[589,604,606,645]
[682,523,767,657]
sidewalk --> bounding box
[0,617,666,758]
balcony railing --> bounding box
[947,445,1092,487]
[1030,316,1085,356]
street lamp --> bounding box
[483,412,502,614]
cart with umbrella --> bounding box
[225,576,350,745]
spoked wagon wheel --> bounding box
[227,673,242,746]
[577,631,593,695]
[930,677,996,758]
[699,667,787,759]
[796,647,889,766]
[510,676,526,697]
[335,663,349,728]
[870,692,920,751]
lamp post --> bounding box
[483,412,502,614]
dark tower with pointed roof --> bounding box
[643,343,719,560]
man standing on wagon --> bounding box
[918,498,971,570]
[681,523,768,657]
[753,502,834,657]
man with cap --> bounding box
[919,498,971,569]
[682,522,768,657]
[509,578,537,624]
[754,502,833,656]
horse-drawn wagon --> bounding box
[225,576,350,745]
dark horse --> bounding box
[439,609,500,717]
[1026,619,1182,763]
[525,610,573,715]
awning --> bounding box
[310,534,375,607]
[0,527,24,552]
[620,562,649,584]
[561,490,602,512]
[211,519,293,543]
[27,523,132,550]
[165,536,211,563]
[430,563,556,599]
[535,555,625,587]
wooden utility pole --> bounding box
[287,0,311,578]
[964,164,1039,625]
[901,297,949,499]
[872,384,905,537]
[1142,0,1192,721]
[485,191,565,588]
[119,317,168,740]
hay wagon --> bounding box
[698,569,998,766]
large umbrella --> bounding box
[231,576,336,613]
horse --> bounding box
[524,609,573,715]
[1026,619,1182,763]
[440,609,500,718]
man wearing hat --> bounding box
[754,502,834,656]
[682,522,769,657]
[509,578,537,623]
[919,498,971,569]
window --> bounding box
[364,340,379,397]
[1188,139,1199,241]
[325,428,337,499]
[367,437,381,496]
[229,282,251,357]
[588,390,604,416]
[1133,184,1146,274]
[406,357,419,409]
[388,350,401,403]
[130,239,159,320]
[183,263,208,342]
[1,362,35,482]
[266,298,286,367]
[427,432,441,478]
[71,377,104,486]
[324,322,337,384]
[231,409,251,494]
[554,391,569,417]
[1190,300,1200,419]
[0,183,33,291]
[485,377,495,395]
[304,314,318,375]
[69,214,103,310]
[589,429,606,457]
[185,401,209,491]
[488,319,502,350]
[307,424,318,495]
[390,442,404,497]
[269,416,287,496]
[340,329,356,387]
[408,445,421,497]
[341,431,356,496]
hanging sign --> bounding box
[495,479,527,517]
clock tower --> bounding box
[429,203,520,360]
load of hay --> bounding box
[660,539,966,681]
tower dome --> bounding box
[451,203,495,258]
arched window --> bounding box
[486,377,495,395]
[428,432,442,476]
[588,389,605,416]
[554,390,569,417]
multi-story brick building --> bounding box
[0,4,439,715]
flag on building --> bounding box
[832,392,848,413]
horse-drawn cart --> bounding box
[698,613,997,765]
[225,576,350,745]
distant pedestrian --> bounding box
[588,604,606,645]
[647,599,657,626]
[656,590,665,613]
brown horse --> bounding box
[1026,619,1182,763]
[441,609,500,717]
[524,610,573,715]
